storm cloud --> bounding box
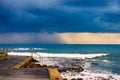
[0,0,120,33]
[0,0,120,44]
[0,32,63,44]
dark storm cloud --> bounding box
[0,0,120,33]
[65,0,109,7]
[101,12,120,23]
[0,32,63,44]
[27,8,97,32]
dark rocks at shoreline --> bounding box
[77,78,83,80]
[59,66,84,72]
[32,58,38,62]
[71,66,84,72]
[28,63,60,68]
[29,48,34,50]
[91,62,99,66]
[0,52,4,54]
[94,76,117,80]
[71,78,76,80]
[71,59,86,68]
[63,76,117,80]
[29,64,42,68]
[63,78,83,80]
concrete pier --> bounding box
[0,69,50,80]
[0,48,8,61]
[0,50,63,80]
[48,68,63,80]
[10,56,33,69]
[0,54,8,61]
[0,56,28,69]
[0,56,50,80]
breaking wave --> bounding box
[7,52,120,80]
[8,52,108,59]
[8,48,45,51]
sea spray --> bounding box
[61,70,120,80]
[7,52,120,80]
[6,44,120,80]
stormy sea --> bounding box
[0,44,120,80]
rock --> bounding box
[59,66,84,72]
[54,66,59,68]
[29,64,41,68]
[43,65,47,67]
[71,78,76,80]
[77,78,83,80]
[91,62,99,66]
[71,66,84,72]
[29,48,34,50]
[32,58,38,62]
[58,68,67,72]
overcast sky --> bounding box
[0,0,120,44]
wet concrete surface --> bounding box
[0,56,28,69]
[0,69,50,80]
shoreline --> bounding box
[0,54,120,80]
[1,52,120,80]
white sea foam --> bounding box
[61,70,120,80]
[8,52,109,68]
[8,52,32,56]
[103,59,111,63]
[8,52,108,59]
[14,48,30,50]
[8,48,45,50]
[33,48,45,50]
[34,53,108,59]
[7,52,120,80]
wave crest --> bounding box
[8,52,108,59]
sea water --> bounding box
[0,44,120,79]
